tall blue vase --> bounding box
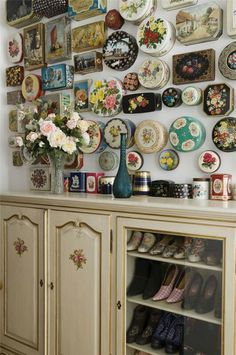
[113,133,132,198]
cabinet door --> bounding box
[0,206,45,355]
[116,217,236,355]
[48,210,111,355]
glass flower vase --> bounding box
[113,133,132,198]
[48,150,66,194]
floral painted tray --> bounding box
[212,117,236,152]
[203,83,234,116]
[134,120,168,153]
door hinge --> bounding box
[110,229,113,253]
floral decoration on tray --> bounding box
[128,94,149,113]
[120,0,147,19]
[138,17,167,50]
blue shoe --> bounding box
[165,315,184,354]
[151,313,177,349]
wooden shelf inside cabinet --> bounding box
[127,251,222,272]
[127,296,221,326]
[127,343,166,355]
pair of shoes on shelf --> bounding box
[127,231,157,253]
[182,272,218,314]
[127,259,165,299]
[203,240,222,266]
[151,313,184,354]
[126,305,162,345]
[152,265,192,304]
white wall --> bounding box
[1,0,236,192]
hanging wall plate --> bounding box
[95,121,108,154]
[123,73,140,91]
[7,33,23,63]
[134,120,168,154]
[212,117,236,152]
[103,31,138,71]
[79,121,101,154]
[203,83,234,116]
[22,74,44,101]
[218,42,236,80]
[158,149,179,171]
[119,0,156,24]
[126,151,144,171]
[162,88,182,108]
[198,150,221,173]
[181,86,202,106]
[169,116,206,152]
[99,151,119,171]
[104,118,135,149]
[138,59,170,89]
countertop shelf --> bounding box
[127,343,169,355]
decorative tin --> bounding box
[104,118,136,149]
[161,0,197,10]
[122,93,161,114]
[198,150,221,174]
[69,172,86,192]
[86,172,104,193]
[103,31,138,71]
[74,80,92,113]
[227,0,236,38]
[176,2,223,46]
[99,151,119,171]
[192,178,210,200]
[105,9,124,30]
[33,0,67,18]
[126,151,143,172]
[134,120,168,154]
[23,23,45,71]
[138,59,170,89]
[218,42,236,80]
[169,116,206,152]
[181,86,202,106]
[173,184,192,199]
[74,51,103,75]
[100,176,115,194]
[20,146,36,165]
[173,49,215,85]
[212,117,236,152]
[12,150,23,167]
[137,17,175,57]
[158,149,179,171]
[45,16,71,64]
[38,93,71,117]
[119,0,156,24]
[72,21,106,53]
[149,180,175,197]
[123,73,140,91]
[6,65,24,87]
[96,121,107,154]
[6,0,41,28]
[22,74,43,101]
[9,110,18,132]
[210,174,232,201]
[68,0,107,21]
[203,84,234,116]
[89,78,123,117]
[64,152,84,170]
[79,121,101,154]
[7,33,23,63]
[7,90,25,105]
[30,167,51,191]
[162,88,182,108]
[41,64,74,91]
[133,171,151,195]
[8,136,24,148]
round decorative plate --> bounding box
[123,72,140,91]
[7,33,23,63]
[119,0,154,23]
[181,86,202,106]
[126,151,143,171]
[169,116,206,152]
[90,78,124,117]
[203,83,233,116]
[95,121,108,154]
[198,150,221,173]
[103,31,138,71]
[138,59,170,89]
[104,118,135,149]
[79,121,101,154]
[218,42,236,80]
[22,74,44,101]
[134,120,168,154]
[99,151,119,171]
[212,117,236,152]
[162,87,182,108]
[137,17,175,56]
[158,149,179,171]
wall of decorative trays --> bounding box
[2,0,236,192]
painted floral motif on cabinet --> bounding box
[69,249,87,270]
[14,237,28,256]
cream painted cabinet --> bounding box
[47,210,111,355]
[116,216,236,355]
[0,206,45,355]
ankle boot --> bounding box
[136,308,162,345]
[127,258,150,296]
[126,305,149,343]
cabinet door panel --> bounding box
[49,211,111,355]
[0,206,45,355]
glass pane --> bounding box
[125,230,223,355]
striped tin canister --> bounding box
[133,171,151,195]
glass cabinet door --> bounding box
[116,217,235,355]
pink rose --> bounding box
[67,118,78,130]
[26,131,39,142]
[105,95,116,110]
[108,80,116,89]
[39,120,56,137]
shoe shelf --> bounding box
[127,343,167,355]
[127,251,222,272]
[127,295,221,326]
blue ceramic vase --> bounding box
[113,133,132,198]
